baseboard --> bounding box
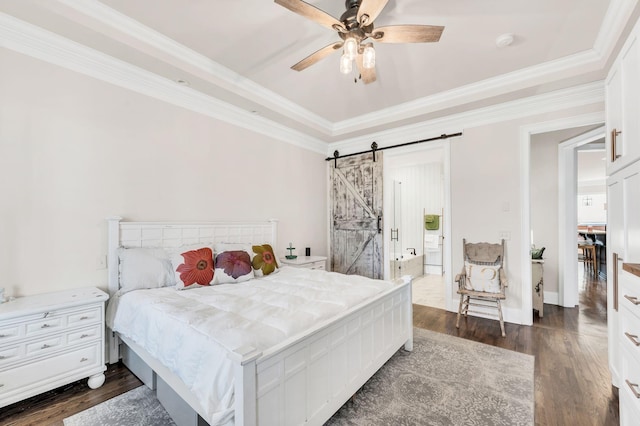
[543,291,559,305]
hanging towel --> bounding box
[424,214,440,230]
[425,234,440,249]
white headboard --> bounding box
[107,217,278,297]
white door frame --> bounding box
[519,112,605,325]
[557,126,605,307]
[382,141,454,312]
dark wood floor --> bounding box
[1,268,617,426]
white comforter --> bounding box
[107,266,394,425]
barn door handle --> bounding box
[377,215,382,233]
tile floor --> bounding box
[411,273,446,309]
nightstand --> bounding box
[0,287,109,408]
[280,256,327,270]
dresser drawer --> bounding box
[621,345,640,419]
[0,345,22,367]
[67,324,101,345]
[621,305,640,361]
[67,306,101,327]
[25,335,65,357]
[0,324,22,344]
[25,316,65,337]
[0,342,102,396]
[620,271,640,317]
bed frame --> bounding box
[106,217,413,426]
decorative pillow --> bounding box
[464,260,501,293]
[214,250,254,284]
[118,247,175,293]
[215,243,280,277]
[170,245,215,290]
[251,244,279,276]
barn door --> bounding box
[330,152,383,279]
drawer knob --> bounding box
[80,316,89,320]
[0,334,6,338]
[0,355,6,360]
[41,344,51,349]
[626,380,640,399]
[0,384,4,388]
[625,332,640,346]
[41,324,51,329]
[624,295,640,305]
[80,357,88,362]
[80,334,89,339]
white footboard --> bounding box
[233,276,413,426]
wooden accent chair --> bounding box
[455,239,508,337]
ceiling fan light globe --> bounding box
[340,54,353,74]
[363,45,376,69]
[344,37,358,60]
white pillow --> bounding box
[118,247,175,293]
[464,261,501,293]
[170,244,215,290]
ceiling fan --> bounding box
[274,0,444,84]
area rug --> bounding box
[65,328,534,426]
[63,385,175,426]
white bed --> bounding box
[106,217,413,426]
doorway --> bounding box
[529,124,605,316]
[383,143,452,311]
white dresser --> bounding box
[0,287,109,408]
[280,256,327,270]
[619,264,640,425]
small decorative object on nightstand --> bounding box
[0,287,109,408]
[281,256,327,271]
[285,242,297,259]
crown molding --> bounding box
[331,49,603,135]
[36,0,638,139]
[0,12,328,155]
[329,81,605,155]
[593,0,639,57]
[50,0,334,135]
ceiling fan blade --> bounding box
[275,0,345,31]
[371,25,444,43]
[356,53,377,84]
[291,42,344,71]
[357,0,389,26]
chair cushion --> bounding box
[464,261,501,293]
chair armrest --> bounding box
[499,268,508,287]
[455,267,466,289]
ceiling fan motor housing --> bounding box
[339,0,373,40]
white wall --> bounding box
[387,157,443,268]
[0,49,327,298]
[530,126,599,297]
[450,103,603,322]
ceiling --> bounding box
[0,0,632,144]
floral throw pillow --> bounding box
[252,244,279,276]
[214,250,254,284]
[171,245,215,290]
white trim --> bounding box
[557,126,606,307]
[443,140,454,313]
[520,112,605,325]
[0,12,328,155]
[49,0,333,135]
[543,291,560,306]
[330,82,604,156]
[1,0,635,142]
[333,49,602,135]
